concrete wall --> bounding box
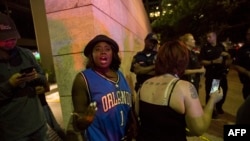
[39,0,152,127]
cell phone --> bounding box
[210,79,220,93]
[20,67,34,74]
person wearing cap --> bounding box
[130,33,158,92]
[0,13,48,140]
[71,34,133,141]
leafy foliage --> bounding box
[151,0,250,43]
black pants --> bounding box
[242,83,250,100]
[205,76,228,110]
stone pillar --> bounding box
[30,0,152,129]
[29,0,55,83]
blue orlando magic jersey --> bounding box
[82,69,132,141]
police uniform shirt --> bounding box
[234,43,250,83]
[181,49,201,87]
[200,43,227,78]
[130,51,157,86]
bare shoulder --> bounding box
[176,80,199,99]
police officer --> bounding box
[179,33,205,93]
[200,30,231,117]
[130,33,158,92]
[233,26,250,100]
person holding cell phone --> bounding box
[136,40,223,141]
[0,13,48,141]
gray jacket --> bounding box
[0,47,47,140]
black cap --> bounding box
[83,34,119,57]
[0,13,20,40]
[145,33,158,43]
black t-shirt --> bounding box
[233,43,250,83]
[236,96,250,124]
[181,49,202,89]
[186,49,202,69]
[200,43,228,79]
